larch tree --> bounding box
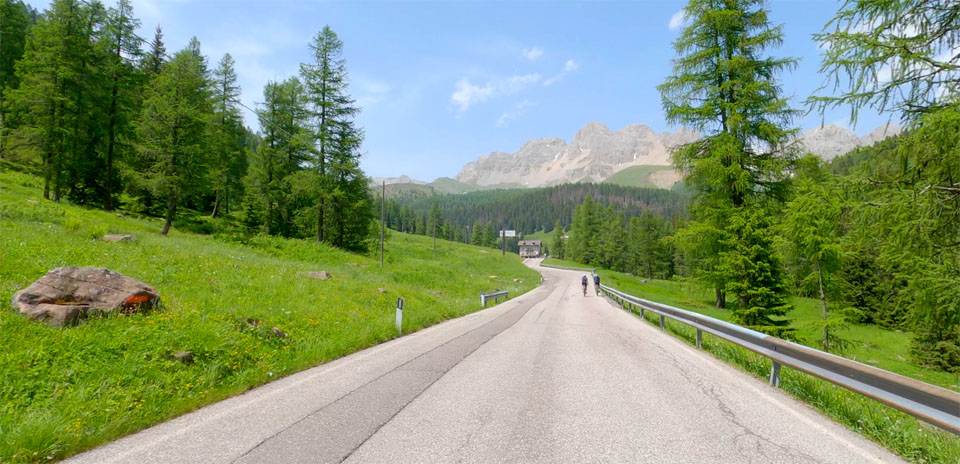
[135,41,212,236]
[299,26,361,244]
[99,0,142,210]
[658,0,798,336]
[811,0,959,370]
[782,155,848,352]
[0,0,33,159]
[209,53,248,218]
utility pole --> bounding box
[501,225,505,256]
[380,181,385,266]
[433,219,437,258]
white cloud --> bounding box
[544,59,579,86]
[497,100,535,127]
[668,10,686,31]
[523,47,544,61]
[451,73,541,113]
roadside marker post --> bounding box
[395,298,404,333]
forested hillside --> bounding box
[0,0,373,251]
[381,183,687,247]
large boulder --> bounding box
[12,267,160,326]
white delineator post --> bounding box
[395,298,404,333]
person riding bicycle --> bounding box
[593,273,600,295]
[581,274,588,296]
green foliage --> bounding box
[0,0,33,158]
[659,0,798,333]
[386,182,687,241]
[782,156,849,350]
[135,42,213,236]
[550,220,565,259]
[808,0,960,123]
[298,26,372,250]
[0,166,540,462]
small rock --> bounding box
[478,250,489,254]
[103,234,136,243]
[272,326,287,338]
[300,271,331,280]
[173,351,193,364]
[377,288,387,294]
[346,263,358,267]
[513,278,523,283]
[866,359,880,364]
[245,318,262,328]
[488,275,497,279]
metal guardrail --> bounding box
[540,262,595,273]
[480,290,509,308]
[595,283,960,435]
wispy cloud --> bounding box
[355,78,393,108]
[497,100,535,127]
[544,59,579,86]
[451,73,541,113]
[522,46,544,61]
[668,10,686,31]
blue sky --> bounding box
[28,0,894,181]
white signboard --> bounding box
[499,230,516,238]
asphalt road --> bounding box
[66,259,903,463]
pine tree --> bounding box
[135,41,212,236]
[0,0,32,158]
[99,0,142,210]
[8,0,93,201]
[142,25,165,78]
[300,26,361,244]
[551,220,565,259]
[659,0,798,334]
[782,156,848,351]
[245,77,309,236]
[209,53,248,218]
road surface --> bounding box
[67,259,902,463]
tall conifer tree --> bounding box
[659,0,798,335]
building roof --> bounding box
[518,240,542,246]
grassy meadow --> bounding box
[0,164,540,462]
[543,258,960,463]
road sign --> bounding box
[499,230,516,237]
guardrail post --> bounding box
[640,307,645,318]
[659,315,665,330]
[696,329,702,348]
[769,362,781,387]
[480,293,486,308]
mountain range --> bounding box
[386,121,901,191]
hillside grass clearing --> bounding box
[0,165,540,463]
[542,258,959,463]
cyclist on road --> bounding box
[593,273,600,295]
[581,274,588,296]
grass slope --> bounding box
[603,165,675,189]
[0,166,540,462]
[543,258,959,463]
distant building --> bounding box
[518,240,542,258]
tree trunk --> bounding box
[161,190,177,236]
[715,287,726,309]
[211,186,221,218]
[817,259,829,352]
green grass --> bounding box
[543,258,960,463]
[0,166,540,463]
[603,165,676,189]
